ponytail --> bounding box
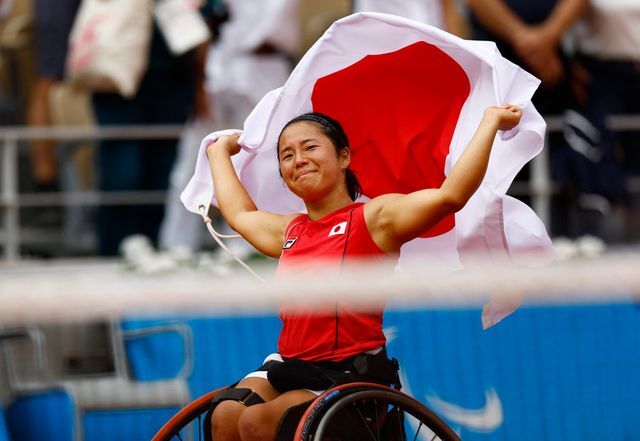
[345,168,362,201]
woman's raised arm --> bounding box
[365,104,522,252]
[207,134,296,257]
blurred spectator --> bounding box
[0,1,14,19]
[553,0,640,240]
[92,3,211,256]
[26,0,80,193]
[466,0,587,113]
[158,0,299,256]
[298,0,350,57]
[467,0,587,240]
[353,0,465,36]
[0,0,33,124]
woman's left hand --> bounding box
[485,104,522,131]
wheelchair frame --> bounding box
[152,382,460,441]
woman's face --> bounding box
[278,121,350,201]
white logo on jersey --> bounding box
[328,221,348,237]
[283,237,297,249]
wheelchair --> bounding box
[152,382,460,441]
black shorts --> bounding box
[242,348,400,394]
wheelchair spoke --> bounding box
[412,421,423,441]
[298,386,460,441]
[353,401,378,441]
[396,405,403,439]
[373,399,380,440]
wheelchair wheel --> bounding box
[294,382,460,441]
[151,388,224,441]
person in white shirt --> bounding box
[555,0,640,239]
[159,0,299,256]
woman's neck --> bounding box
[304,190,354,221]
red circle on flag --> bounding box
[312,41,470,237]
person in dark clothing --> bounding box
[93,19,206,256]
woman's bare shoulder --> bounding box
[364,193,404,212]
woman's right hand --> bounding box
[206,134,241,159]
[485,104,522,131]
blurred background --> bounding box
[0,0,639,440]
[1,0,639,261]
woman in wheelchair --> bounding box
[206,106,522,441]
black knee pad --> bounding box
[203,388,266,441]
[211,387,266,407]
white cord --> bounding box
[198,205,265,282]
[197,205,241,239]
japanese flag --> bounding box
[182,13,554,324]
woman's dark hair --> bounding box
[277,112,363,201]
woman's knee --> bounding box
[211,400,244,440]
[237,405,279,441]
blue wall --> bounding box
[83,408,179,441]
[6,302,639,440]
[124,302,640,440]
[384,304,640,440]
[0,408,10,441]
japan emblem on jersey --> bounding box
[328,221,348,237]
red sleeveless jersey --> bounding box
[275,202,390,362]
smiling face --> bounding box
[277,121,351,202]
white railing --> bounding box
[1,116,639,261]
[1,125,183,260]
[529,115,640,227]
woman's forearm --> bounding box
[439,111,502,209]
[542,0,588,44]
[208,141,258,225]
[441,0,464,37]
